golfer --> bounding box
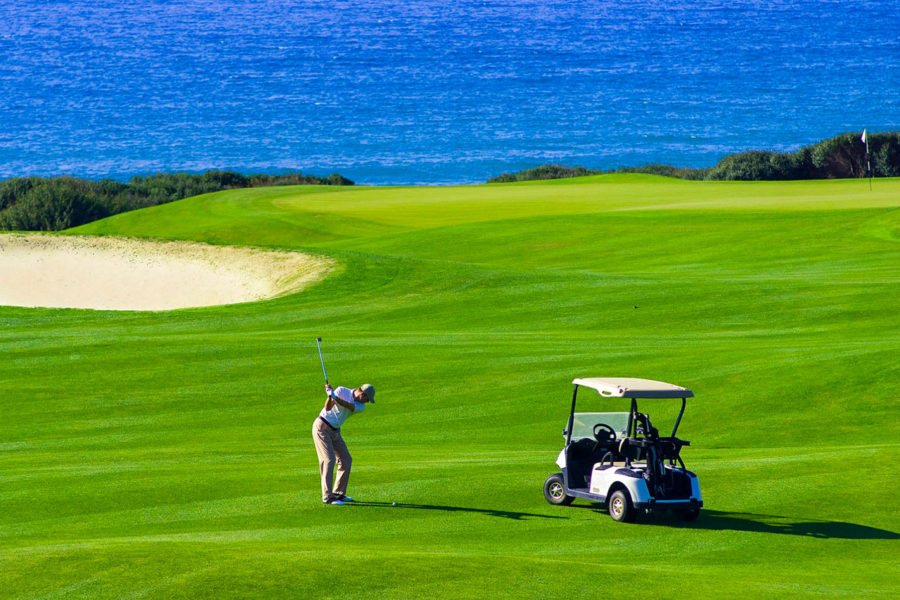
[313,383,374,505]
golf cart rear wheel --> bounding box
[608,489,635,522]
[543,473,574,506]
[679,507,701,521]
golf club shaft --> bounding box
[315,337,329,386]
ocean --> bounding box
[1,0,898,185]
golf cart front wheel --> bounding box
[543,473,574,506]
[608,489,635,522]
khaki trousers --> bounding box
[312,418,352,502]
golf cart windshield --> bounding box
[569,412,629,441]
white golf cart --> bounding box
[543,378,702,522]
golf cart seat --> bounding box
[567,439,597,485]
[567,436,621,487]
[618,438,646,464]
[656,437,690,461]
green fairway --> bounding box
[2,174,898,598]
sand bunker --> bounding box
[0,234,334,311]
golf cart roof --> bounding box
[573,377,693,399]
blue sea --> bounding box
[1,0,898,185]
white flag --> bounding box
[861,129,867,144]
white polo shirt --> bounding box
[319,386,365,429]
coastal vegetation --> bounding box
[3,132,899,232]
[0,170,353,232]
[488,131,900,183]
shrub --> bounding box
[488,164,597,183]
[807,133,867,178]
[0,170,354,232]
[872,132,900,177]
[486,132,900,183]
[615,164,709,180]
[0,179,108,230]
[705,150,797,181]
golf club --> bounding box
[315,337,329,386]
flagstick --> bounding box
[867,141,872,191]
[861,129,872,191]
[866,152,875,192]
[867,151,872,191]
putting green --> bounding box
[1,175,898,598]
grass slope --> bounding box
[2,175,898,598]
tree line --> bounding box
[487,131,900,183]
[0,170,353,232]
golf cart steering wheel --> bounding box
[593,423,617,444]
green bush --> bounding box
[0,177,41,212]
[705,150,798,181]
[614,163,709,180]
[0,170,354,232]
[486,132,900,183]
[0,178,108,230]
[872,132,900,177]
[488,164,597,183]
[807,133,867,178]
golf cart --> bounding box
[543,378,702,522]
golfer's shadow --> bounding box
[350,501,566,521]
[641,509,899,540]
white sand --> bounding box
[0,234,334,311]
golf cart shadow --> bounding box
[349,501,567,521]
[640,509,900,540]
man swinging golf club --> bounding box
[313,383,374,505]
[313,338,375,505]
